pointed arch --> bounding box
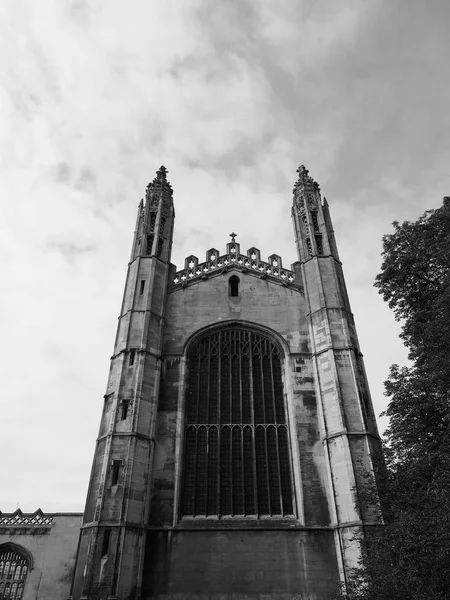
[0,542,32,600]
[180,322,295,519]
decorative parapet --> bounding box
[172,238,297,288]
[0,509,53,536]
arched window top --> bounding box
[185,322,286,359]
[229,275,239,297]
[181,326,294,519]
[0,543,31,600]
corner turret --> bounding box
[131,165,174,262]
[70,167,175,600]
[292,165,382,587]
[292,165,339,261]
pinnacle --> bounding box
[145,165,173,197]
[293,164,320,194]
[157,165,168,180]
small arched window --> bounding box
[0,543,30,600]
[229,275,240,297]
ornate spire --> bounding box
[293,164,320,196]
[156,165,169,183]
[292,166,339,261]
[145,165,173,202]
[131,166,175,261]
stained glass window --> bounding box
[0,546,29,600]
[181,326,294,518]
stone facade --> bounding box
[2,165,382,600]
[69,165,383,600]
[0,509,82,600]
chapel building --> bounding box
[0,166,382,600]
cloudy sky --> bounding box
[1,0,449,513]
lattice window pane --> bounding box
[255,426,270,515]
[206,427,219,516]
[278,426,294,515]
[315,235,323,255]
[220,351,231,424]
[243,426,255,515]
[241,352,252,424]
[208,356,219,424]
[197,359,209,424]
[252,357,264,424]
[232,427,244,515]
[181,326,295,519]
[273,357,285,424]
[267,426,282,515]
[0,548,28,600]
[195,427,208,516]
[263,356,275,423]
[182,427,197,515]
[220,427,232,515]
[231,356,241,423]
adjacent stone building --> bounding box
[1,166,382,600]
[0,510,82,599]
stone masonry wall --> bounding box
[0,513,82,600]
[142,270,341,599]
[142,529,340,600]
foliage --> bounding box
[374,197,450,363]
[340,197,450,600]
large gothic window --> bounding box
[181,326,294,518]
[0,545,29,600]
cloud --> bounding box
[0,0,449,512]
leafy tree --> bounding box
[374,197,450,368]
[338,197,450,600]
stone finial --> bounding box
[145,165,173,201]
[156,165,168,182]
[296,165,309,178]
[151,165,171,189]
[293,164,320,194]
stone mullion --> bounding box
[207,342,211,425]
[229,349,234,515]
[217,332,222,516]
[195,356,201,425]
[259,349,267,424]
[248,334,258,516]
[273,426,283,515]
[239,336,245,514]
[263,426,271,516]
[259,346,272,515]
[205,346,211,514]
[192,426,199,517]
[239,331,243,425]
[269,348,277,424]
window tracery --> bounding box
[315,235,324,255]
[181,327,294,519]
[0,546,29,600]
[149,212,157,232]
